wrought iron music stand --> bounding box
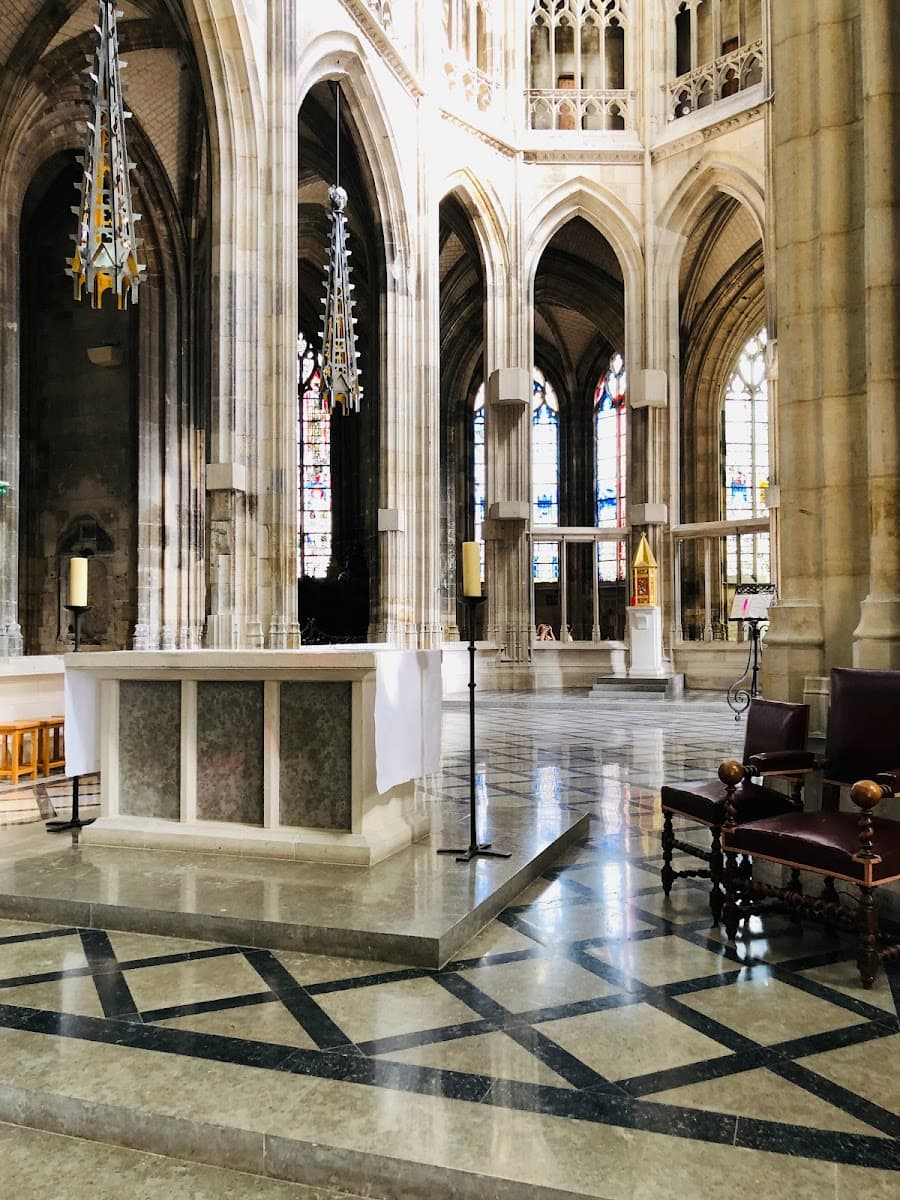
[726,582,777,719]
[726,616,766,719]
[438,594,510,863]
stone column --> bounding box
[414,105,442,651]
[764,0,867,699]
[853,0,900,666]
[200,6,264,650]
[264,0,301,648]
[0,232,22,655]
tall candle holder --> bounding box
[438,594,510,864]
[47,604,95,836]
[64,603,89,652]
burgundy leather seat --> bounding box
[725,811,900,884]
[721,774,900,988]
[659,698,813,921]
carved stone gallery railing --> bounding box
[672,518,770,644]
[668,38,764,119]
[527,88,635,131]
[445,54,497,111]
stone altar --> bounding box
[66,648,441,866]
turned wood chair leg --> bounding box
[723,852,741,942]
[708,825,724,924]
[787,867,803,926]
[661,809,676,897]
[821,877,840,935]
[856,886,880,989]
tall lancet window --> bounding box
[595,351,627,580]
[724,329,768,519]
[532,366,560,582]
[723,327,770,582]
[297,332,332,578]
[473,383,486,578]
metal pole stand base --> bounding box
[437,843,512,864]
[437,592,510,864]
[46,775,95,834]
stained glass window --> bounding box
[532,367,560,581]
[297,332,332,579]
[724,329,769,519]
[594,351,627,581]
[724,329,770,584]
[473,383,486,579]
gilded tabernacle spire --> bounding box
[67,1,144,308]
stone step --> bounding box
[588,674,684,700]
[0,1121,353,1200]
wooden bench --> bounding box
[0,720,41,785]
[39,715,65,775]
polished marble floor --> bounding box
[0,692,897,1197]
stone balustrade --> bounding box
[668,38,764,119]
[527,87,634,131]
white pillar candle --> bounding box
[461,541,481,597]
[69,557,88,607]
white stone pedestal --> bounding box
[626,606,666,678]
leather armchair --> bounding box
[659,698,813,922]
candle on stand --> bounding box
[461,541,481,598]
[69,557,88,607]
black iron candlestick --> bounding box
[438,594,510,864]
[47,604,94,835]
[64,604,89,652]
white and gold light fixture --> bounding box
[67,1,144,309]
[319,87,362,414]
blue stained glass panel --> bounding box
[724,330,769,522]
[595,353,627,580]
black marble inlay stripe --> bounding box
[304,965,433,996]
[142,990,275,1025]
[0,964,99,991]
[887,963,900,1018]
[441,944,550,973]
[771,1059,900,1141]
[240,948,351,1050]
[735,1116,900,1170]
[79,930,140,1021]
[117,946,244,973]
[502,1023,619,1093]
[768,962,900,1024]
[768,1018,898,1061]
[0,927,77,947]
[356,1015,499,1058]
[482,1077,738,1145]
[620,1046,776,1099]
[434,972,509,1021]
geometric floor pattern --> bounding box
[0,693,897,1194]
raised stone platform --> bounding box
[588,673,684,700]
[0,805,587,969]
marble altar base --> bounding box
[0,806,588,969]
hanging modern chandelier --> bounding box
[67,0,144,309]
[319,87,362,414]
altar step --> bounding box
[588,673,684,700]
[0,806,588,970]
